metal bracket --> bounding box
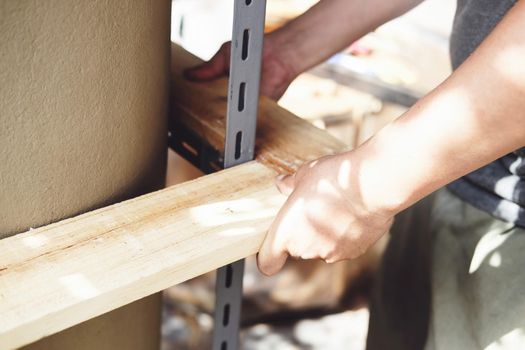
[168,122,222,175]
[169,1,266,348]
[212,1,266,349]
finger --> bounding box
[275,174,295,196]
[184,48,229,81]
[257,240,288,276]
[257,224,288,276]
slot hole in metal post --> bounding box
[245,0,252,5]
[221,341,228,350]
[242,29,249,60]
[179,16,185,38]
[225,264,233,288]
[238,82,246,112]
[234,131,242,160]
[223,304,231,326]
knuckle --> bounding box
[320,246,337,262]
[324,256,339,264]
[324,253,341,264]
[287,247,300,259]
[299,251,318,260]
[319,247,340,263]
[319,251,329,261]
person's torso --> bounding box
[447,0,525,227]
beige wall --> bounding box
[0,0,170,238]
[20,294,163,350]
[0,0,171,348]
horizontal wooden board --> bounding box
[0,163,284,349]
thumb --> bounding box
[257,222,288,276]
[275,174,295,196]
[184,44,230,81]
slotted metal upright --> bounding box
[170,1,267,349]
[213,1,267,349]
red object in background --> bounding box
[348,40,373,56]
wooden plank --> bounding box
[0,45,346,349]
[0,163,283,349]
[170,44,346,174]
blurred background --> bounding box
[165,0,455,348]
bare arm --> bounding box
[270,0,424,77]
[258,1,525,275]
[355,0,525,216]
[186,0,423,99]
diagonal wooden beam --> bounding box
[0,44,345,349]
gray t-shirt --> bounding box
[447,0,525,227]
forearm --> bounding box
[268,0,423,76]
[350,1,525,216]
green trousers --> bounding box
[367,188,525,350]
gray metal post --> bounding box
[212,0,267,349]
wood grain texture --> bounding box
[0,163,283,349]
[170,44,346,174]
[0,45,346,349]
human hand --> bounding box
[184,35,298,101]
[257,154,394,276]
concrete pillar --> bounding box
[0,0,171,348]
